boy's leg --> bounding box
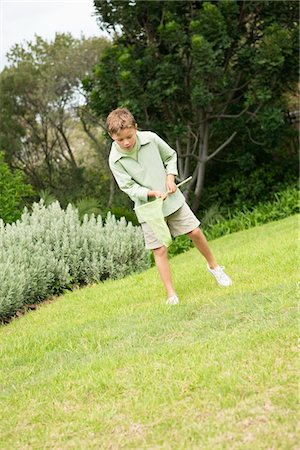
[187,227,232,286]
[167,204,232,286]
[152,246,176,298]
[167,203,217,268]
[141,222,179,302]
[187,228,217,269]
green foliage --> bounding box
[0,34,109,200]
[0,152,34,223]
[168,235,194,259]
[72,197,102,221]
[108,206,139,225]
[201,203,225,228]
[33,159,112,212]
[38,189,57,207]
[0,201,150,320]
[38,191,137,224]
[89,0,298,210]
[204,187,299,241]
[200,159,298,213]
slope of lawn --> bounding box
[0,215,298,450]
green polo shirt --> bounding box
[109,130,185,223]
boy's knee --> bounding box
[187,227,200,239]
[153,246,168,258]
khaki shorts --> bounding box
[141,202,200,250]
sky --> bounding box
[0,0,108,71]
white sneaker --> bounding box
[207,264,232,287]
[166,294,179,305]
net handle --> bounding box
[175,176,192,189]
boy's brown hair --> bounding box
[106,108,136,135]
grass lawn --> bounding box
[0,215,298,450]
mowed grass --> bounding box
[0,215,298,450]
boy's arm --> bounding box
[154,133,178,176]
[154,133,178,193]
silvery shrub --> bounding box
[0,201,150,319]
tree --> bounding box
[87,0,299,210]
[0,152,34,223]
[0,33,109,197]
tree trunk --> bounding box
[191,111,208,211]
[107,174,115,208]
[56,125,78,170]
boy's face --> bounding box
[111,127,137,151]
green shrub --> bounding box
[168,235,193,258]
[72,197,102,220]
[109,206,139,225]
[0,152,34,223]
[0,201,150,320]
[204,186,299,240]
[200,152,298,214]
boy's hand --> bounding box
[148,190,168,200]
[166,174,176,194]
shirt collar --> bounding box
[138,130,151,145]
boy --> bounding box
[107,108,232,305]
